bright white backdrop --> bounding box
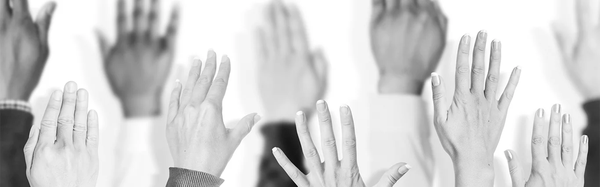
[24,0,592,186]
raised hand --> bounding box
[430,31,521,187]
[371,0,447,95]
[98,0,179,117]
[553,0,600,101]
[23,82,99,187]
[257,0,327,120]
[504,106,588,187]
[0,1,56,100]
[272,100,411,187]
[166,51,261,177]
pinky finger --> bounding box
[272,147,309,186]
[167,80,182,123]
[574,135,589,179]
[498,66,522,111]
[86,110,100,151]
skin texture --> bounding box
[0,0,56,101]
[553,0,600,101]
[166,51,261,177]
[98,0,179,117]
[23,82,99,187]
[504,106,588,187]
[257,0,327,121]
[430,31,522,187]
[371,0,447,95]
[272,100,411,187]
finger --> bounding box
[86,110,99,150]
[23,125,40,174]
[231,113,261,142]
[180,58,202,108]
[311,48,328,83]
[295,111,323,171]
[286,3,309,54]
[561,114,574,167]
[385,0,398,12]
[551,24,571,61]
[39,90,62,144]
[504,150,525,187]
[547,104,562,164]
[484,40,501,100]
[431,73,447,124]
[272,0,291,54]
[531,108,548,164]
[316,100,339,168]
[191,50,217,106]
[11,0,31,17]
[455,34,471,93]
[574,135,588,179]
[373,163,411,187]
[96,30,109,58]
[167,80,182,123]
[432,1,448,31]
[0,0,8,16]
[205,55,231,104]
[148,0,160,38]
[339,105,357,169]
[56,82,78,145]
[372,0,385,23]
[272,147,310,186]
[257,28,272,60]
[163,6,179,49]
[133,0,147,40]
[35,2,57,47]
[116,0,128,39]
[576,0,592,34]
[73,89,89,149]
[415,0,431,8]
[498,66,521,111]
[470,30,487,93]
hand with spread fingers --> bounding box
[504,105,588,187]
[0,0,56,100]
[257,0,327,121]
[99,0,179,117]
[553,0,600,101]
[272,100,411,187]
[430,31,522,187]
[371,0,447,95]
[166,50,261,177]
[23,82,99,187]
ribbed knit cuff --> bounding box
[583,99,600,127]
[166,167,224,187]
[0,100,31,113]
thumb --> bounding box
[373,162,411,187]
[504,150,525,187]
[230,113,261,142]
[551,22,573,61]
[96,30,109,59]
[23,125,40,175]
[35,2,57,47]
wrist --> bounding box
[452,157,495,187]
[378,74,424,95]
[118,93,161,118]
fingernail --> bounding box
[175,79,180,83]
[583,135,589,144]
[493,39,501,48]
[208,50,215,58]
[253,114,262,124]
[316,100,327,112]
[536,108,544,118]
[553,104,561,113]
[192,57,201,66]
[516,66,521,70]
[398,164,411,175]
[52,90,62,100]
[340,105,349,114]
[431,73,440,86]
[48,3,57,15]
[564,114,571,123]
[479,30,487,38]
[272,147,280,154]
[462,34,470,44]
[66,82,76,93]
[504,150,513,161]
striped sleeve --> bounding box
[166,167,224,187]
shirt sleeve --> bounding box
[365,95,433,187]
[583,99,600,187]
[166,167,224,187]
[0,100,33,186]
[256,123,304,187]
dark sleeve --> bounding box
[0,109,33,187]
[583,99,600,187]
[256,122,305,187]
[166,167,224,187]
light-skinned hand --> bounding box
[371,0,447,95]
[23,82,99,187]
[553,0,600,101]
[166,50,261,177]
[504,105,588,187]
[257,0,327,121]
[272,100,411,187]
[430,31,522,187]
[98,0,179,117]
[0,0,56,100]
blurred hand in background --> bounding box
[257,0,327,121]
[430,32,521,187]
[24,82,99,187]
[370,0,447,95]
[0,1,56,101]
[98,0,179,117]
[504,107,588,187]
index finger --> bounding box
[39,90,63,144]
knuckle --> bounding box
[344,165,360,179]
[197,76,212,85]
[86,135,99,143]
[577,159,587,166]
[562,145,572,153]
[57,118,75,127]
[548,137,561,147]
[532,136,545,145]
[305,148,319,158]
[288,168,301,179]
[387,172,400,184]
[487,74,498,83]
[319,116,331,123]
[212,78,227,85]
[503,92,514,100]
[63,98,77,104]
[73,123,87,132]
[471,67,485,75]
[344,139,357,148]
[509,165,519,175]
[457,66,470,74]
[323,138,337,148]
[41,120,57,128]
[200,100,221,111]
[433,92,444,101]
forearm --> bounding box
[583,99,600,187]
[0,100,33,186]
[118,93,161,118]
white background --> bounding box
[23,0,594,186]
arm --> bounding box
[0,101,33,186]
[582,99,600,187]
